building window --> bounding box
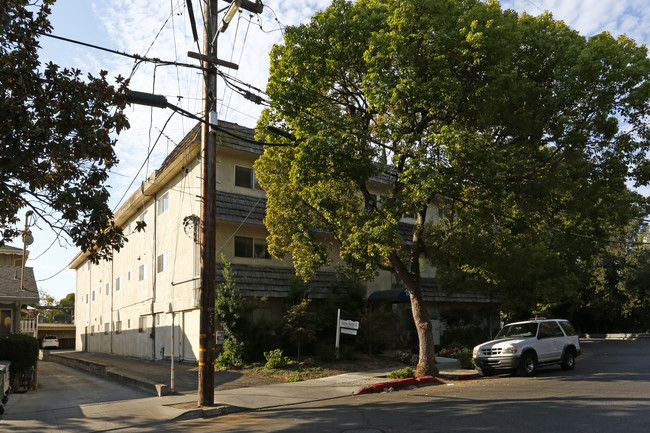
[157,252,168,273]
[139,316,148,333]
[104,323,110,335]
[234,166,260,189]
[115,277,122,291]
[158,193,169,215]
[86,262,90,271]
[127,319,131,329]
[127,271,132,281]
[234,236,271,259]
[86,294,89,303]
[105,282,111,295]
[141,210,149,225]
[92,290,96,301]
[139,264,147,281]
[90,325,95,335]
[115,321,122,334]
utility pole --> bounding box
[198,0,218,407]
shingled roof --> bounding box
[0,266,39,302]
[216,191,266,225]
[215,263,338,299]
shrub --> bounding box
[264,349,292,369]
[387,367,414,379]
[396,349,418,366]
[215,338,245,369]
[285,375,302,382]
[0,333,39,384]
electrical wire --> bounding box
[112,111,177,212]
[40,32,206,72]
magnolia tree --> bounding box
[1,0,130,262]
[255,0,650,376]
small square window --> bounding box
[235,166,254,188]
[234,236,254,257]
[115,277,122,291]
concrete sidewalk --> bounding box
[41,350,478,422]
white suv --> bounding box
[472,319,581,376]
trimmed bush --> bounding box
[0,333,39,384]
[387,367,414,379]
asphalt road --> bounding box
[126,339,650,433]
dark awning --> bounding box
[367,288,410,304]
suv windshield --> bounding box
[495,322,539,340]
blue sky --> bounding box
[17,0,650,301]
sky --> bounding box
[13,0,650,302]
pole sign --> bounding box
[339,319,360,335]
[335,309,361,358]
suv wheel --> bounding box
[518,353,537,377]
[561,348,576,370]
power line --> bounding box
[40,32,206,72]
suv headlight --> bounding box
[502,346,518,354]
[472,347,479,357]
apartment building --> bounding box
[71,121,492,361]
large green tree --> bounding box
[1,0,130,262]
[255,0,650,376]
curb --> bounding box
[354,372,479,395]
[354,376,442,395]
[172,404,244,421]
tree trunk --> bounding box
[389,251,439,377]
[406,281,439,377]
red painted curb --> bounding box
[355,376,440,395]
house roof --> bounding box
[0,266,39,302]
[0,245,23,253]
[215,263,337,299]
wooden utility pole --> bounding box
[198,0,218,407]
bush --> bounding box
[285,375,302,382]
[0,333,39,384]
[264,349,292,369]
[396,349,418,366]
[387,367,414,379]
[215,338,245,369]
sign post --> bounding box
[335,309,360,360]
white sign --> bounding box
[340,328,358,336]
[339,319,359,330]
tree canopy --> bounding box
[1,0,130,262]
[256,0,650,376]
